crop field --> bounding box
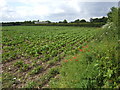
[2,25,119,88]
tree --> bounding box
[90,18,93,22]
[59,21,63,23]
[80,19,86,22]
[63,19,68,23]
[46,20,51,23]
[90,17,108,23]
[107,7,119,26]
[74,19,80,23]
[101,17,108,23]
[59,19,68,23]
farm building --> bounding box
[34,21,48,24]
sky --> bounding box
[0,0,119,22]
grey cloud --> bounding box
[46,2,118,22]
[80,2,118,16]
[1,1,118,22]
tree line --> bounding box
[1,12,111,27]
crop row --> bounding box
[2,26,102,88]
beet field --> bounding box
[2,25,119,88]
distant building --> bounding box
[34,21,48,24]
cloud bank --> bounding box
[0,0,118,22]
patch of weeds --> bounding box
[49,67,59,75]
[14,60,29,71]
[59,53,65,59]
[20,64,29,71]
[25,68,59,88]
[2,73,17,88]
[25,81,37,88]
[40,74,52,82]
[29,66,43,75]
[37,67,60,87]
[14,60,24,67]
[47,60,55,65]
[53,57,59,62]
[45,56,50,61]
[31,60,37,67]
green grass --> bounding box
[49,24,119,88]
[49,45,99,88]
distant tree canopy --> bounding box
[59,19,68,23]
[24,21,33,24]
[2,16,110,27]
[46,20,51,23]
[63,19,68,23]
[107,7,119,27]
[74,19,80,23]
[71,19,86,23]
[90,17,108,23]
[80,19,86,22]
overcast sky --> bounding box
[0,0,119,22]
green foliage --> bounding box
[2,22,118,88]
[49,68,59,75]
[20,64,29,71]
[25,81,37,88]
[29,66,43,75]
[80,19,87,22]
[63,19,68,23]
[14,60,24,67]
[2,22,105,27]
[107,7,119,27]
[74,19,80,23]
[2,73,17,88]
[49,19,119,88]
[14,60,29,71]
[47,60,55,65]
[90,17,108,23]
